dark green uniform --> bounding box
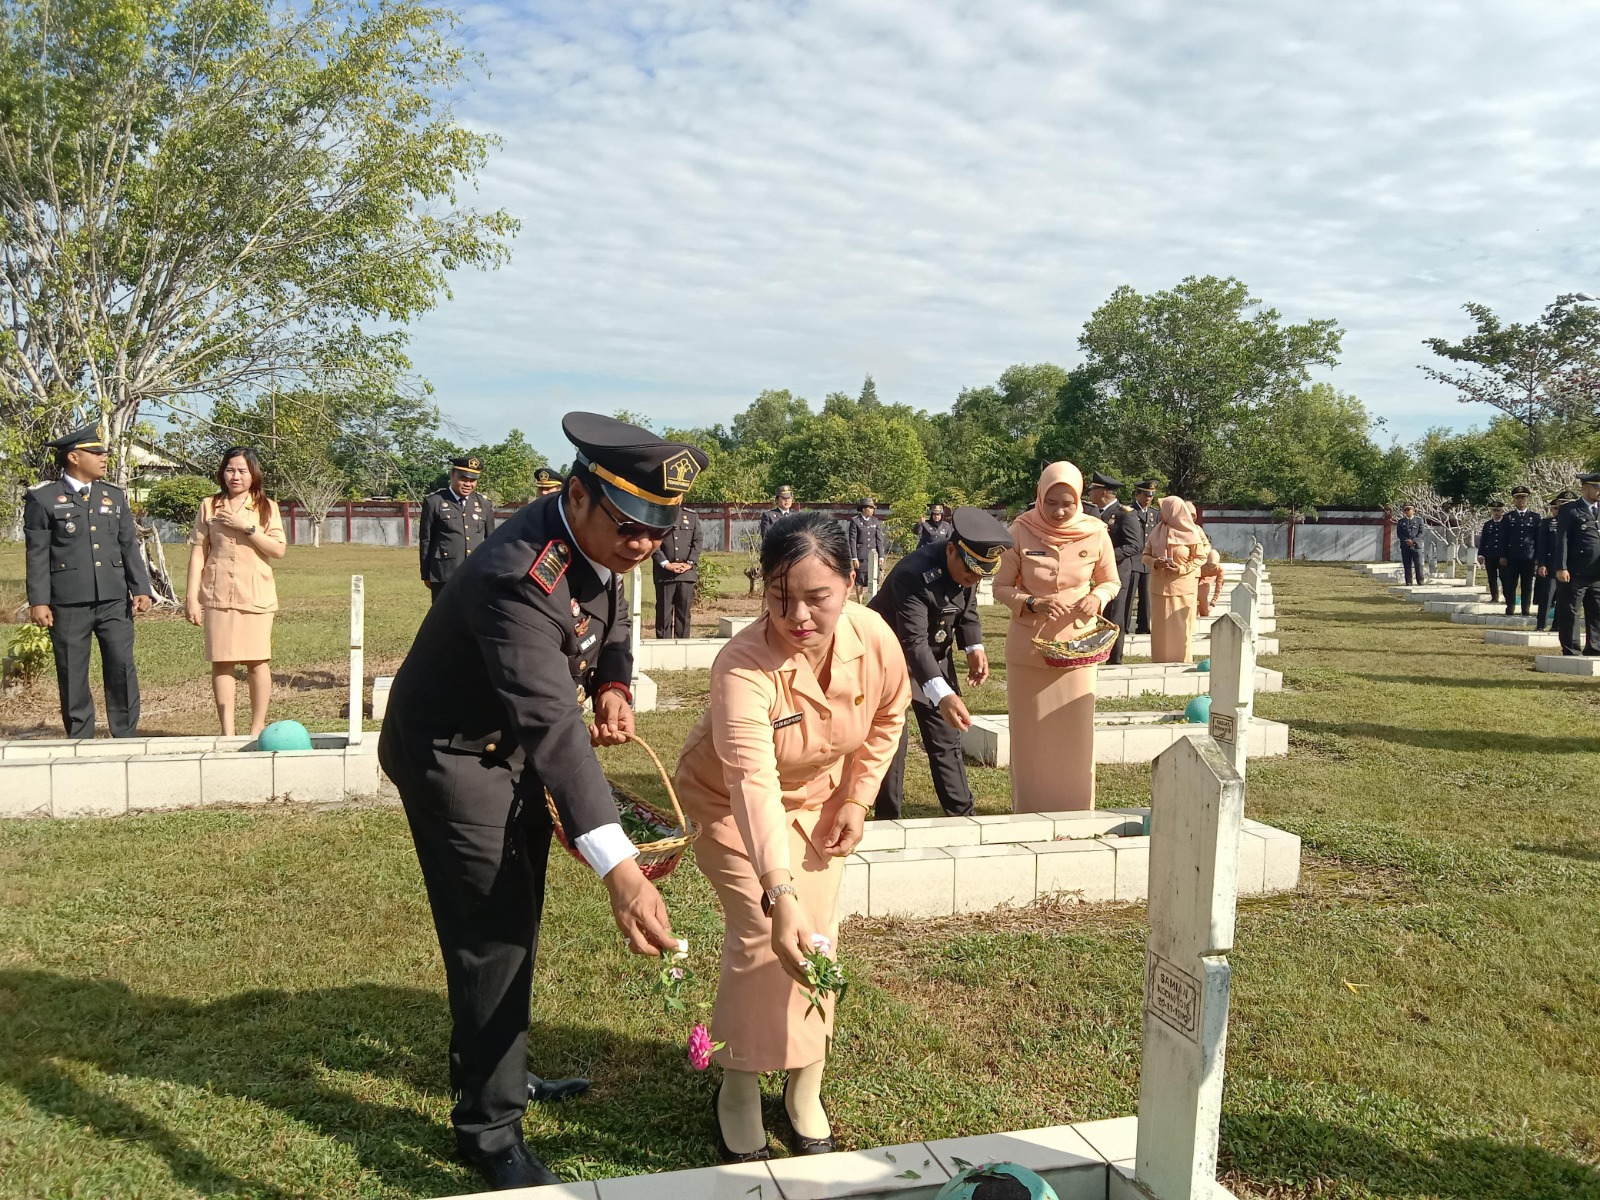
[651,508,701,637]
[419,486,495,602]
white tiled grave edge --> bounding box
[961,712,1290,769]
[1534,654,1600,676]
[1485,629,1559,647]
[0,733,381,819]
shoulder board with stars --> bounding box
[922,568,942,584]
[528,539,572,594]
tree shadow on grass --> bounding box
[1512,841,1600,865]
[0,970,700,1197]
[1291,720,1600,755]
[1356,673,1600,692]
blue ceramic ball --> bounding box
[1185,694,1212,725]
[1195,657,1211,673]
[258,720,313,751]
[936,1162,1059,1200]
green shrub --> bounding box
[694,555,723,607]
[144,474,217,524]
[5,624,53,687]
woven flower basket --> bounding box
[546,732,697,881]
[1032,614,1122,669]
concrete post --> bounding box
[1230,577,1260,641]
[630,565,644,655]
[1207,612,1255,779]
[348,575,364,747]
[1132,736,1244,1200]
[867,547,880,600]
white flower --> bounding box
[671,937,690,962]
[810,933,833,955]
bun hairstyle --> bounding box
[761,509,852,614]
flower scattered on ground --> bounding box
[688,1022,714,1070]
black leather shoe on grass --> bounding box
[460,1140,561,1189]
[528,1072,590,1103]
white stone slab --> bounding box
[1535,654,1600,676]
[597,1159,772,1200]
[1120,634,1280,657]
[200,751,276,806]
[272,750,346,803]
[1484,629,1559,647]
[1449,611,1539,627]
[370,675,393,720]
[1095,664,1282,699]
[1235,830,1267,895]
[765,1139,953,1199]
[0,763,51,817]
[1422,599,1498,613]
[972,813,1056,844]
[947,843,1038,913]
[926,1126,1106,1200]
[858,820,907,852]
[51,759,128,817]
[127,754,204,811]
[1103,834,1152,901]
[1074,1116,1140,1163]
[1044,810,1140,839]
[1031,839,1117,903]
[962,714,1289,769]
[839,854,869,918]
[632,637,724,672]
[860,848,955,918]
[715,615,758,638]
[344,746,382,796]
[74,738,149,757]
[899,815,980,847]
[631,670,657,714]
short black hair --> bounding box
[761,510,851,612]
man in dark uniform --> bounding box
[1553,473,1600,656]
[379,413,706,1188]
[914,502,953,548]
[419,456,495,604]
[847,497,887,602]
[1396,503,1426,585]
[1498,486,1541,616]
[1534,491,1574,632]
[1477,500,1505,603]
[757,484,795,540]
[871,508,1012,819]
[1083,471,1123,522]
[651,505,701,638]
[1104,479,1157,663]
[24,423,154,738]
[534,466,563,497]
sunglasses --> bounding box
[594,493,672,541]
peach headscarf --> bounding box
[1013,461,1105,548]
[1146,495,1205,558]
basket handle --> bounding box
[616,730,688,836]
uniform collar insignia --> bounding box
[528,538,572,594]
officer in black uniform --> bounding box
[1499,486,1540,616]
[1104,479,1157,663]
[534,466,563,497]
[1395,504,1426,585]
[23,424,154,738]
[871,507,1012,819]
[379,413,707,1189]
[651,505,701,638]
[914,503,953,548]
[1553,473,1600,656]
[1083,471,1123,522]
[419,455,495,604]
[757,484,795,540]
[1477,500,1505,603]
[847,497,887,601]
[1534,491,1574,633]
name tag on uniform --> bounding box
[579,633,597,651]
[1024,549,1049,556]
[772,713,803,729]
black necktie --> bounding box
[78,488,89,503]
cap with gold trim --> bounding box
[563,412,708,527]
[47,422,108,455]
[450,455,483,479]
[950,506,1013,577]
[534,466,563,491]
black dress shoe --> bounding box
[459,1140,561,1189]
[783,1079,836,1155]
[712,1081,772,1163]
[528,1072,590,1103]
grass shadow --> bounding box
[1291,720,1600,755]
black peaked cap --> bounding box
[563,412,708,527]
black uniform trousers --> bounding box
[1104,562,1143,663]
[654,579,693,638]
[874,694,972,820]
[428,582,446,606]
[1131,572,1151,634]
[1482,560,1500,603]
[1533,573,1555,631]
[49,599,139,738]
[381,734,552,1155]
[1500,560,1535,614]
[1400,546,1425,586]
[1555,576,1600,656]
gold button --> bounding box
[93,543,99,549]
[95,561,101,566]
[485,742,496,753]
[90,525,97,531]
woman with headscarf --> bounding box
[1142,496,1222,663]
[994,462,1120,812]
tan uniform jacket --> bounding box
[189,495,286,613]
[994,521,1120,667]
[1142,536,1219,595]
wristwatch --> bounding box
[244,524,258,536]
[1025,595,1038,613]
[760,883,798,916]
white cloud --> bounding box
[407,0,1600,455]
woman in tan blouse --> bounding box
[994,461,1120,812]
[1142,495,1222,663]
[676,510,909,1161]
[185,447,287,735]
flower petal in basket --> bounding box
[545,732,698,882]
[1033,614,1121,669]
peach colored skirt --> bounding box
[687,803,843,1072]
[1006,659,1097,812]
[1149,573,1199,663]
[204,608,274,663]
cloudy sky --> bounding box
[404,1,1600,457]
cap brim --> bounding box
[595,478,678,528]
[957,543,1002,576]
[455,469,482,479]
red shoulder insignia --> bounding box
[528,538,572,594]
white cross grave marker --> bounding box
[348,575,364,747]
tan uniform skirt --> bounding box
[1149,569,1199,663]
[203,608,275,664]
[1006,659,1098,812]
[689,803,843,1073]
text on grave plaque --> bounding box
[1145,951,1201,1043]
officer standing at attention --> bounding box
[379,413,707,1188]
[1082,471,1124,523]
[871,507,1012,819]
[534,466,563,498]
[847,497,887,601]
[24,424,155,738]
[1553,473,1600,657]
[1477,499,1505,604]
[651,504,702,638]
[1104,478,1157,663]
[1533,490,1574,633]
[1499,486,1540,616]
[914,502,953,548]
[419,455,495,604]
[1396,503,1426,585]
[758,484,795,540]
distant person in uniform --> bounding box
[1083,471,1123,522]
[534,466,563,498]
[379,414,707,1188]
[1396,504,1426,585]
[1499,486,1540,616]
[1553,473,1600,657]
[1534,491,1574,633]
[914,502,953,548]
[846,498,886,602]
[1477,499,1505,603]
[652,506,702,638]
[1104,478,1156,664]
[871,507,1011,819]
[184,447,288,736]
[23,423,154,738]
[419,455,495,605]
[758,485,795,540]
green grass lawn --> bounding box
[1,559,1598,1198]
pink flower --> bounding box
[688,1022,713,1071]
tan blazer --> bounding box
[1143,536,1220,596]
[189,495,286,613]
[676,603,911,879]
[994,521,1120,667]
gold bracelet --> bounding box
[844,797,872,812]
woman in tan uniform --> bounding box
[184,447,287,735]
[995,462,1120,812]
[676,510,909,1161]
[1142,495,1222,663]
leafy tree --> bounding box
[771,408,928,522]
[1235,385,1412,511]
[462,430,548,505]
[858,374,880,407]
[1423,432,1517,506]
[143,474,217,524]
[729,389,810,451]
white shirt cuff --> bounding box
[961,642,984,653]
[575,822,639,878]
[922,675,956,707]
